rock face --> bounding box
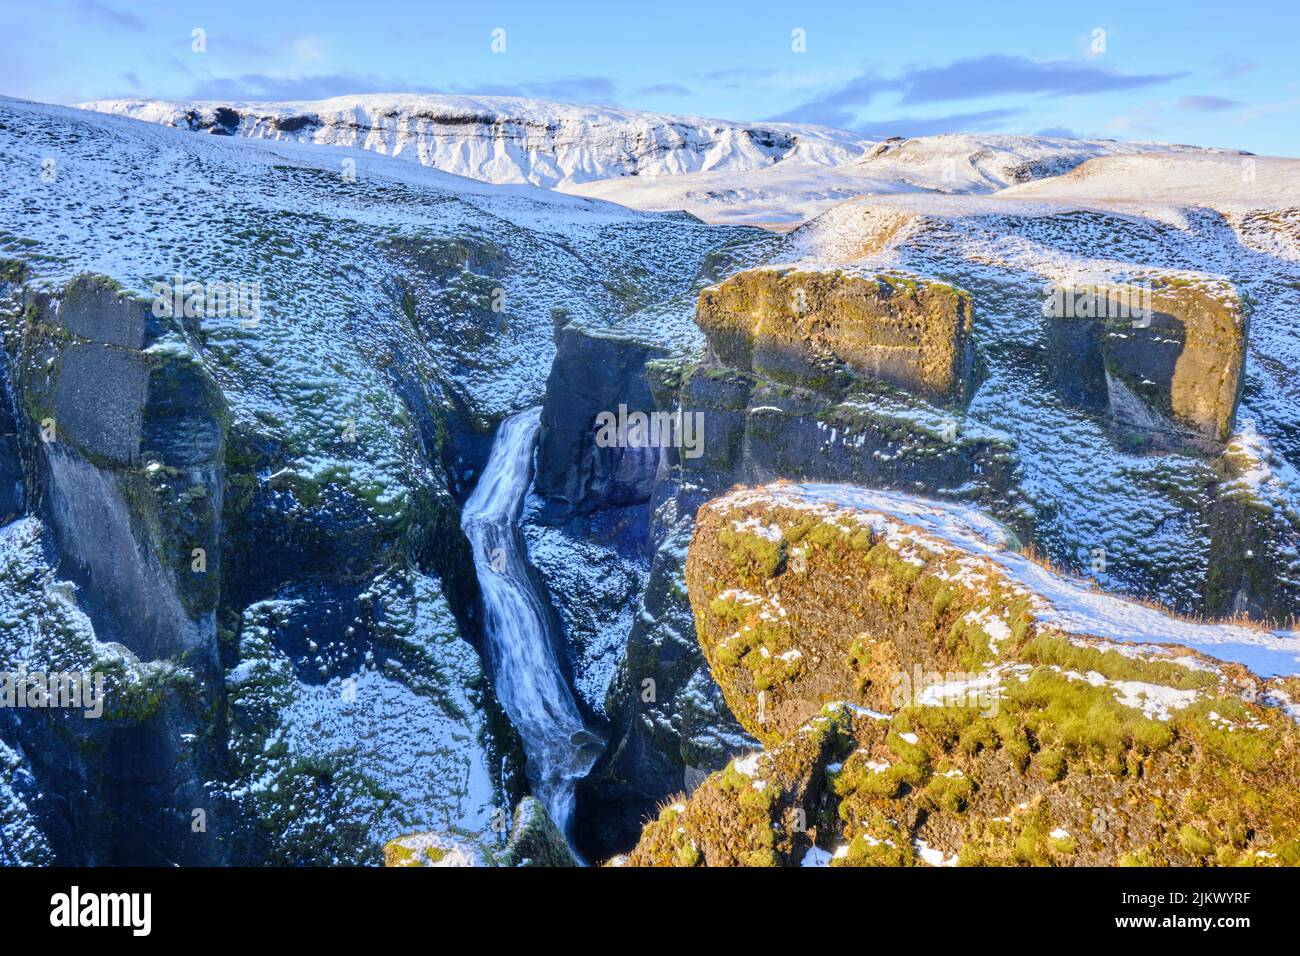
[577,272,1020,858]
[1043,277,1248,446]
[697,269,975,403]
[623,482,1300,866]
[13,276,226,664]
[535,323,668,510]
[1205,428,1300,621]
[0,276,227,864]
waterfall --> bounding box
[460,406,600,844]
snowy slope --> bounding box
[80,96,1253,228]
[0,93,742,861]
[1002,152,1300,211]
[78,93,867,190]
[569,133,1244,226]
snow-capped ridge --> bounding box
[78,93,868,190]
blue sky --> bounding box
[3,0,1297,155]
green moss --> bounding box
[1038,748,1067,782]
[841,833,914,866]
[1023,633,1219,692]
[932,583,957,616]
[0,256,26,284]
[922,769,974,812]
[1005,669,1174,762]
[1175,698,1275,771]
[718,525,786,579]
[1178,824,1214,859]
[674,841,702,866]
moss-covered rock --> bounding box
[623,481,1300,866]
[696,268,975,403]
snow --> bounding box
[222,571,500,850]
[801,845,833,867]
[731,516,785,542]
[79,97,1272,232]
[1110,680,1202,721]
[521,514,646,716]
[79,93,865,191]
[732,752,763,777]
[1002,153,1300,214]
[914,838,959,866]
[571,133,1243,226]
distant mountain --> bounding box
[77,93,867,190]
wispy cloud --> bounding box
[634,83,692,98]
[1177,95,1243,112]
[76,0,145,31]
[772,54,1183,129]
[856,107,1027,138]
[897,55,1182,104]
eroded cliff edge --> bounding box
[620,483,1300,866]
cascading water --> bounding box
[461,406,601,844]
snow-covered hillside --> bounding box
[78,93,866,191]
[81,96,1258,228]
[7,87,1300,866]
[712,151,1300,618]
[570,133,1245,225]
[0,93,739,864]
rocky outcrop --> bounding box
[622,482,1300,866]
[535,323,668,511]
[576,272,1023,859]
[696,269,976,403]
[1205,427,1300,622]
[1043,276,1248,446]
[10,276,226,665]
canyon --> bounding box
[1,93,1299,866]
